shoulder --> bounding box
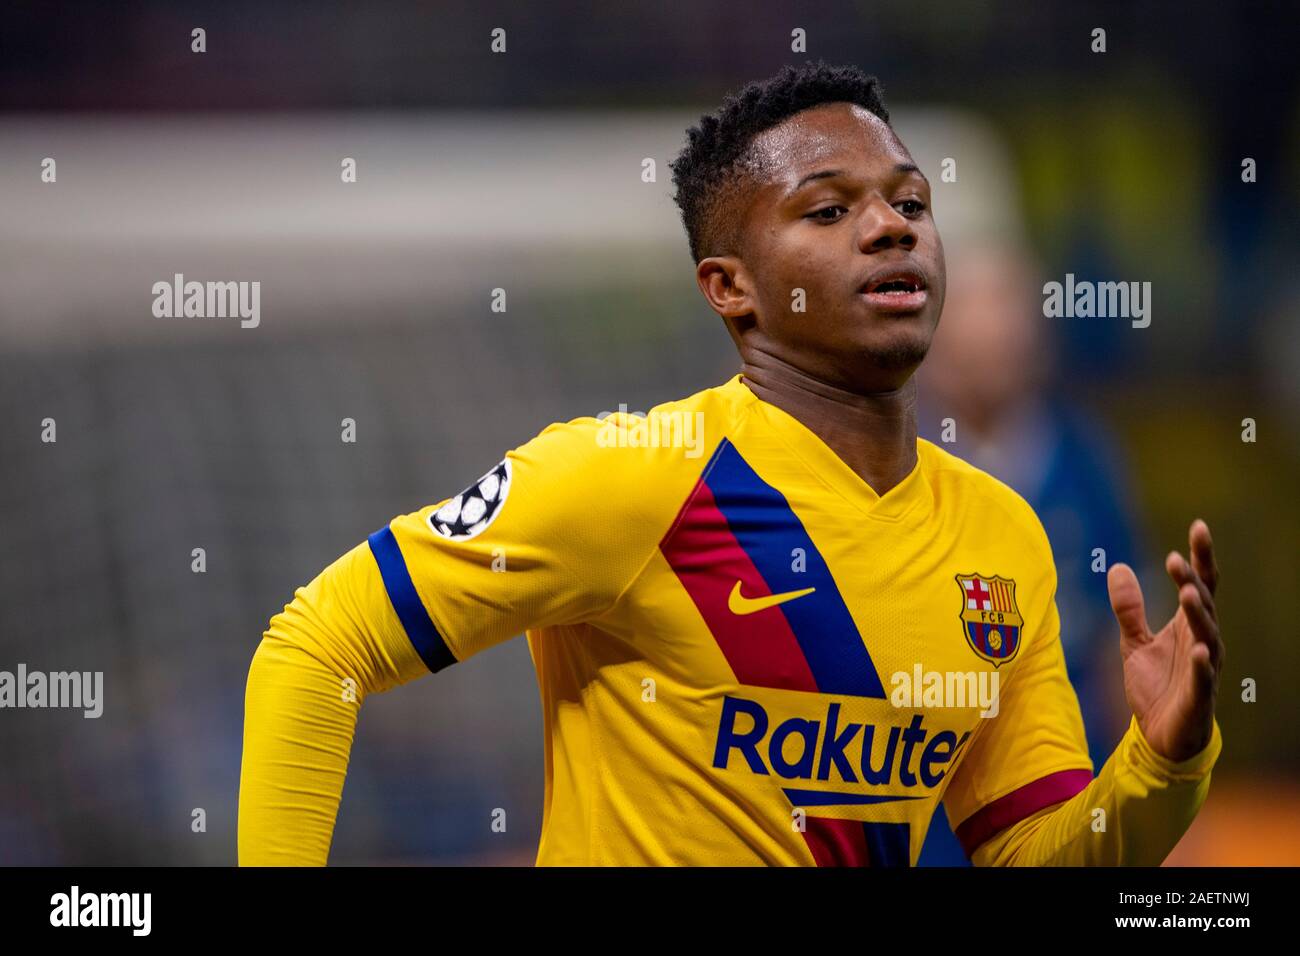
[509,379,741,471]
[919,438,1054,563]
[498,379,742,523]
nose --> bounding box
[857,198,917,253]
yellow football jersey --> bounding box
[239,374,1221,866]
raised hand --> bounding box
[1106,519,1223,762]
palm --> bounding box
[1122,607,1210,760]
[1108,521,1223,763]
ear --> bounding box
[696,256,756,325]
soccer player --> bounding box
[238,61,1223,866]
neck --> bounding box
[739,355,919,497]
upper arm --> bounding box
[941,517,1095,862]
[372,415,672,667]
[262,536,429,695]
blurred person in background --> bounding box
[915,240,1144,865]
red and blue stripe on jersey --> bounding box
[660,438,886,699]
[660,439,912,865]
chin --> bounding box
[854,328,933,373]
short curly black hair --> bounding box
[669,60,890,265]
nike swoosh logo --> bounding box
[727,580,816,616]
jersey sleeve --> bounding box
[964,712,1221,866]
[371,413,667,667]
[940,505,1223,865]
[941,515,1096,859]
[239,412,675,865]
[239,539,428,865]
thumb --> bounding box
[1107,562,1150,647]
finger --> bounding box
[1189,642,1218,705]
[1107,562,1150,647]
[1204,609,1226,672]
[1189,519,1218,596]
[1179,582,1219,654]
[1166,551,1216,622]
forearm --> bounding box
[238,541,428,865]
[239,630,361,865]
[973,715,1222,866]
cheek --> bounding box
[927,238,947,302]
[778,252,841,311]
[757,250,823,314]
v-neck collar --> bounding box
[718,374,932,523]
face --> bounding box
[697,102,946,392]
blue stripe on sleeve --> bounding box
[367,525,457,673]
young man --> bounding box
[239,62,1223,866]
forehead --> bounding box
[745,102,912,190]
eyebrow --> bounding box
[786,163,924,197]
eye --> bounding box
[806,205,847,223]
[897,199,926,217]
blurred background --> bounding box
[0,0,1296,866]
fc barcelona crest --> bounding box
[955,574,1023,667]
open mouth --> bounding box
[859,269,929,313]
[862,272,926,295]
